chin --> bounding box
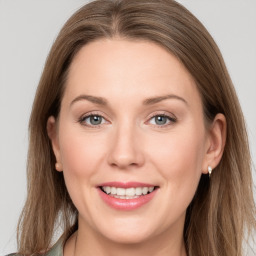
[102,228,154,245]
[91,216,157,245]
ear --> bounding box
[202,113,227,174]
[47,116,63,172]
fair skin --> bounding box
[47,38,226,256]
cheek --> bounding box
[58,125,108,198]
[147,125,206,202]
[57,124,108,212]
[59,126,104,175]
[150,130,204,172]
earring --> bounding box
[55,162,62,171]
[208,166,212,178]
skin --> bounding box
[47,38,226,256]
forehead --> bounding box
[63,38,201,108]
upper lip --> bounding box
[97,181,158,188]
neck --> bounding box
[75,233,186,256]
[66,218,187,256]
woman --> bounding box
[12,0,255,255]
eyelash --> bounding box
[78,111,177,129]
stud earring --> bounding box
[55,162,62,171]
[208,166,212,178]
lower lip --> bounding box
[98,188,158,211]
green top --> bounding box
[44,238,63,256]
[6,238,64,256]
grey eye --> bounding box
[150,115,170,125]
[79,114,108,127]
[149,115,176,126]
[88,115,103,125]
[154,116,169,125]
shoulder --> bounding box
[5,254,22,256]
[44,237,64,256]
[5,238,64,256]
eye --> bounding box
[148,114,176,126]
[79,114,108,127]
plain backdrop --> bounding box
[0,0,255,255]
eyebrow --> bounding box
[142,94,188,106]
[70,94,188,107]
[70,95,108,107]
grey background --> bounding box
[0,0,255,255]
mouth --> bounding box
[97,182,159,210]
[99,186,158,199]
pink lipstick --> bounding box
[97,182,159,211]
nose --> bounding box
[107,122,145,169]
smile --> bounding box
[100,186,156,199]
[97,182,159,210]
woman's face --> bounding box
[49,39,211,245]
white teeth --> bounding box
[126,187,136,196]
[105,186,111,194]
[101,186,155,197]
[149,187,154,193]
[111,187,116,195]
[116,188,125,196]
[135,187,142,195]
[142,187,149,195]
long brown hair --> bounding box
[17,0,255,255]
